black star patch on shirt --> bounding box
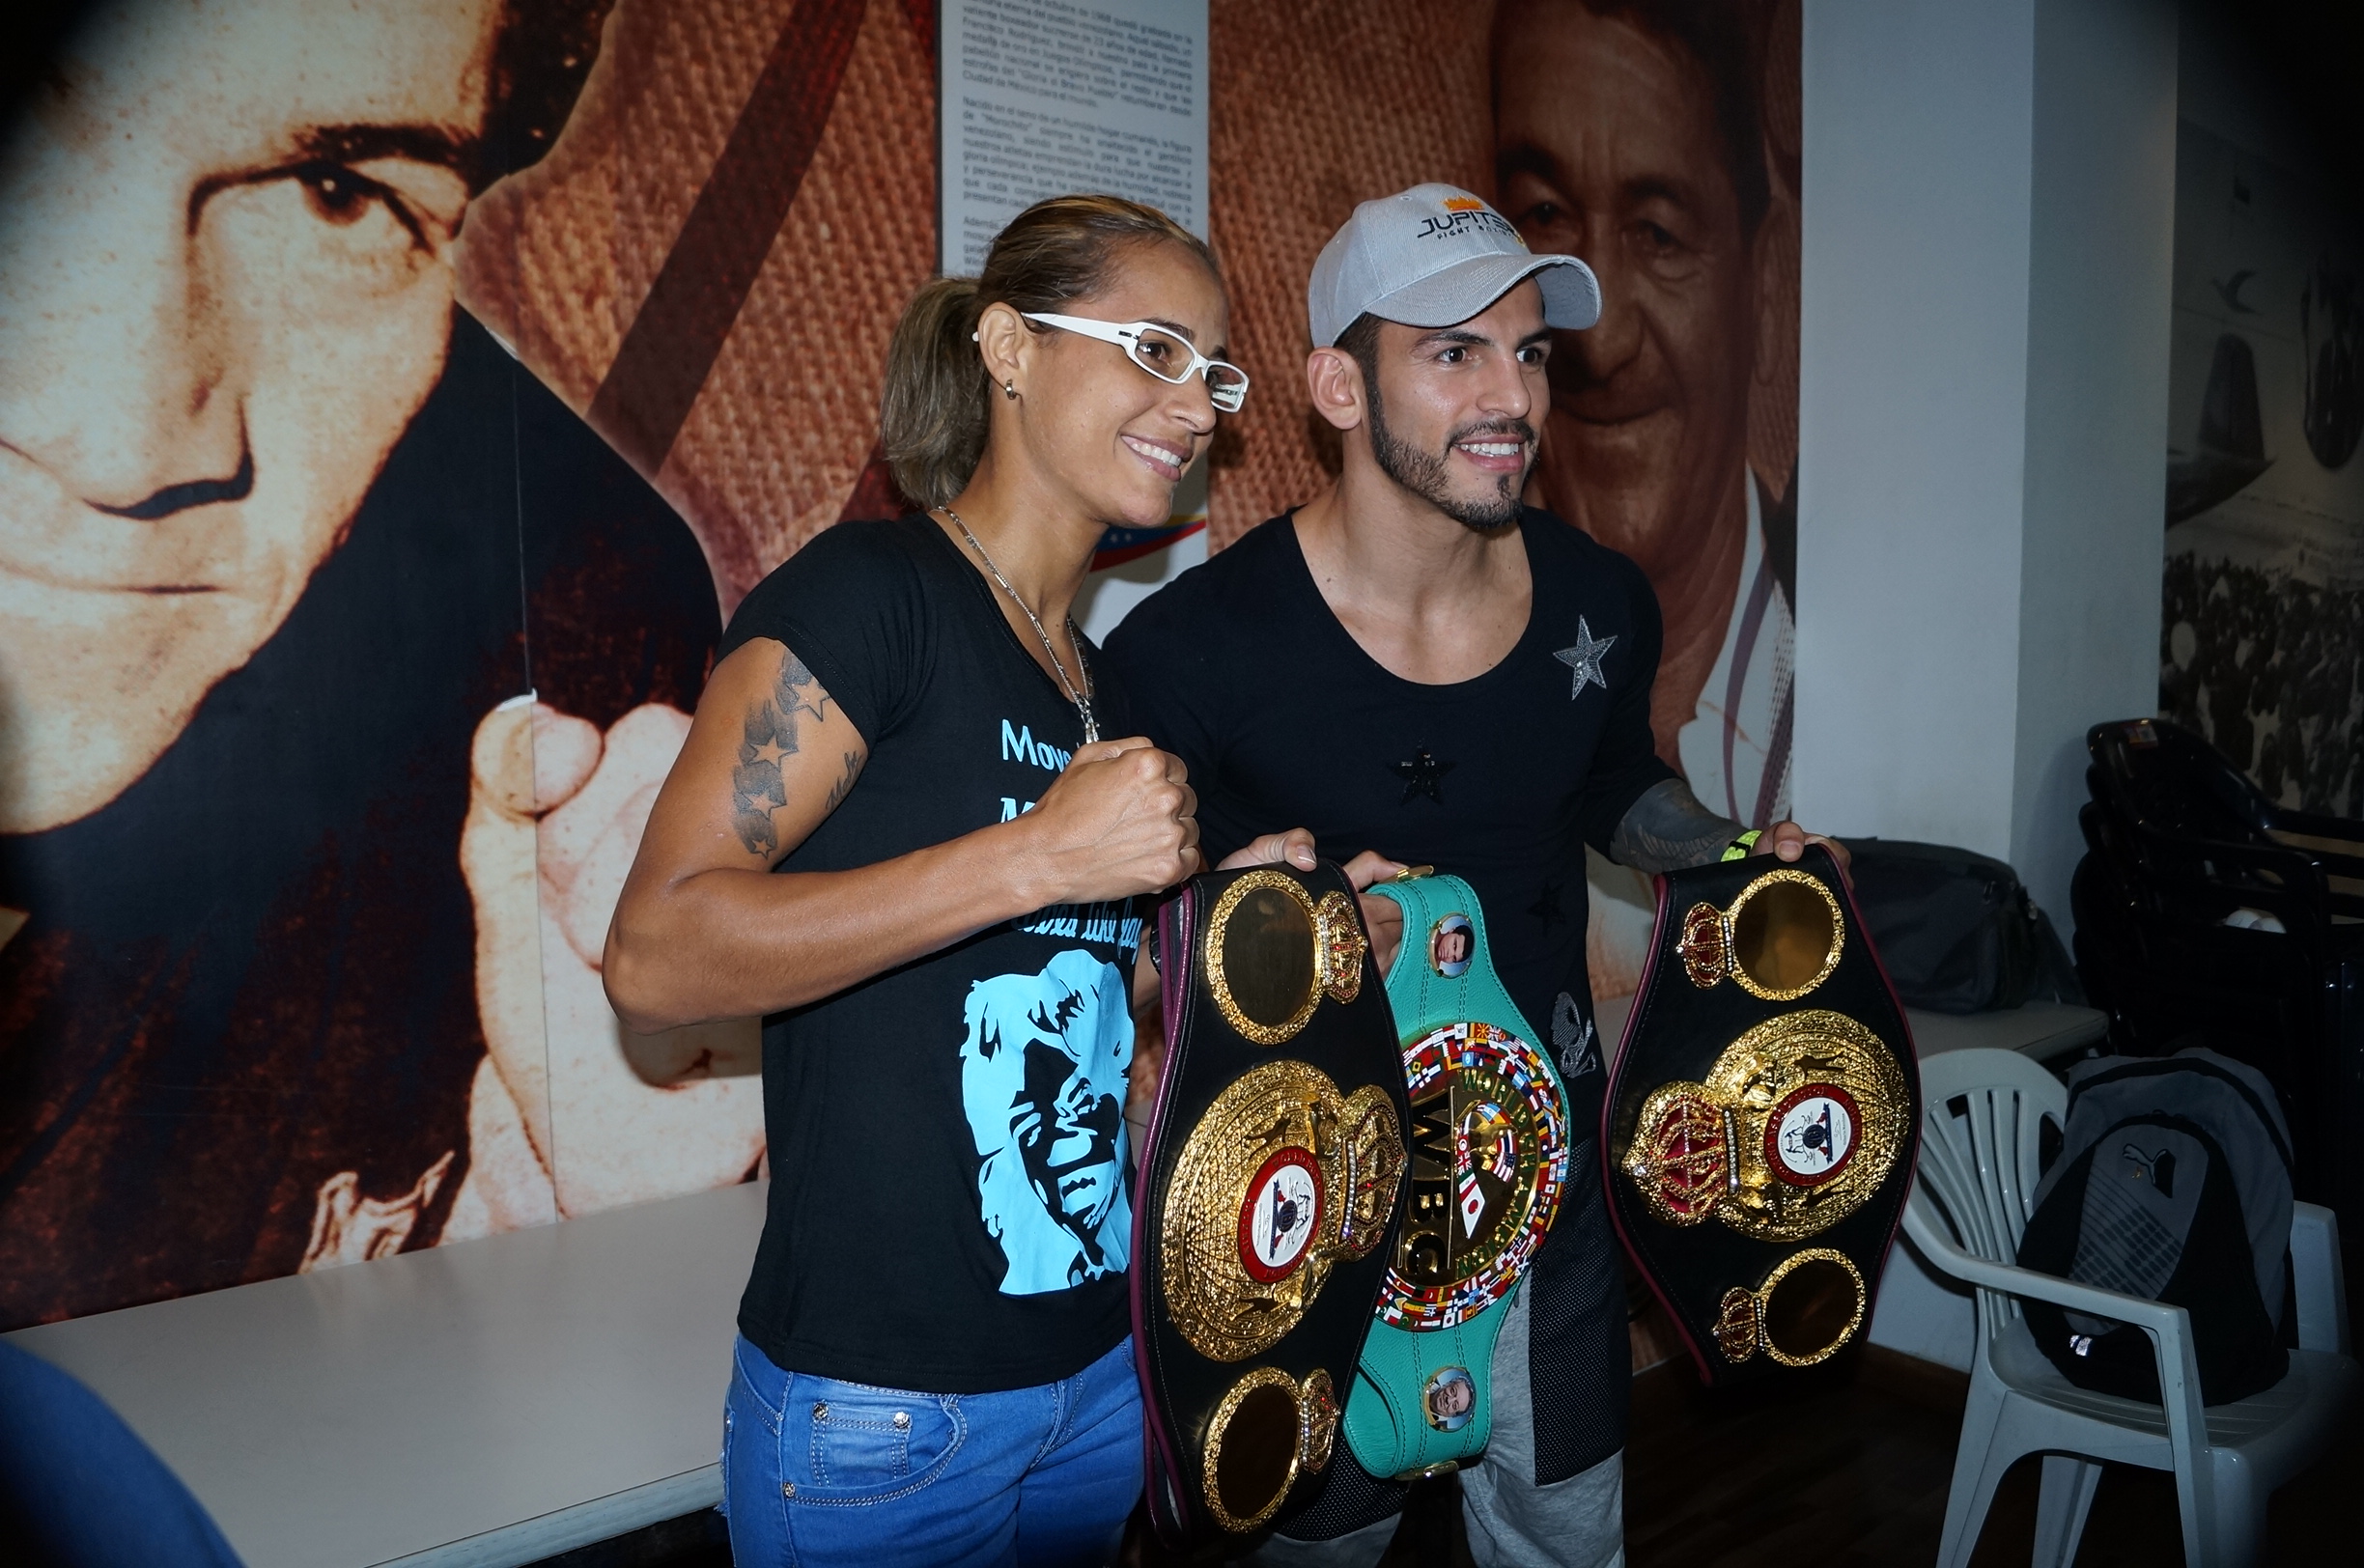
[1392,747,1455,805]
[1529,881,1566,927]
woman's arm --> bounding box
[605,637,1197,1034]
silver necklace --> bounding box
[941,505,1099,743]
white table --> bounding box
[4,1180,766,1568]
[1895,998,2109,1061]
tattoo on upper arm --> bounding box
[730,652,833,855]
[822,750,863,812]
[1609,777,1748,875]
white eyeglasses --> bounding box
[1021,312,1250,412]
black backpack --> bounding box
[2016,1050,2294,1406]
[1843,839,2083,1014]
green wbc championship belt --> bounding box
[1342,871,1570,1480]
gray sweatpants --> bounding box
[1247,1283,1625,1568]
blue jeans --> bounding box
[720,1333,1142,1567]
[0,1344,243,1568]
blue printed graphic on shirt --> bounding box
[959,949,1135,1295]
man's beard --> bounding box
[1367,380,1533,532]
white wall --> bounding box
[1796,0,2174,933]
[2011,0,2179,931]
[1796,0,2039,865]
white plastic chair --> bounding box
[1906,1048,2358,1568]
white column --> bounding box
[2011,0,2178,932]
[1796,0,2175,934]
[1795,0,2039,866]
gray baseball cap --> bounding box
[1308,182,1602,348]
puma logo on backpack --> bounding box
[2016,1049,2294,1405]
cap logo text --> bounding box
[1415,209,1519,242]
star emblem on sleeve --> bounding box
[1391,747,1455,805]
[1554,617,1617,698]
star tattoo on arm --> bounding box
[731,652,832,856]
[1608,777,1748,874]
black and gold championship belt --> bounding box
[1133,863,1410,1545]
[1604,847,1919,1384]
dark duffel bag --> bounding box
[1843,839,2081,1014]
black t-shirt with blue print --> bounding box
[719,517,1140,1394]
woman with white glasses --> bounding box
[605,195,1250,1566]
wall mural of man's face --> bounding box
[1491,0,1760,584]
[0,0,500,833]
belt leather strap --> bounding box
[1344,872,1570,1480]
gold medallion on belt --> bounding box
[1619,1009,1910,1244]
[1161,1059,1406,1364]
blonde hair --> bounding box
[880,194,1221,508]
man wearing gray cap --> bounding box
[1107,183,1841,1565]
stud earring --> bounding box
[1002,380,1019,400]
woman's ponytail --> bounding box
[880,275,989,511]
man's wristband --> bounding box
[1720,829,1762,862]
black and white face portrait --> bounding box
[0,0,502,833]
[959,949,1137,1295]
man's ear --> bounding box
[1305,346,1365,434]
[975,300,1034,396]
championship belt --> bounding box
[1133,862,1411,1545]
[1604,846,1920,1384]
[1342,871,1569,1481]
